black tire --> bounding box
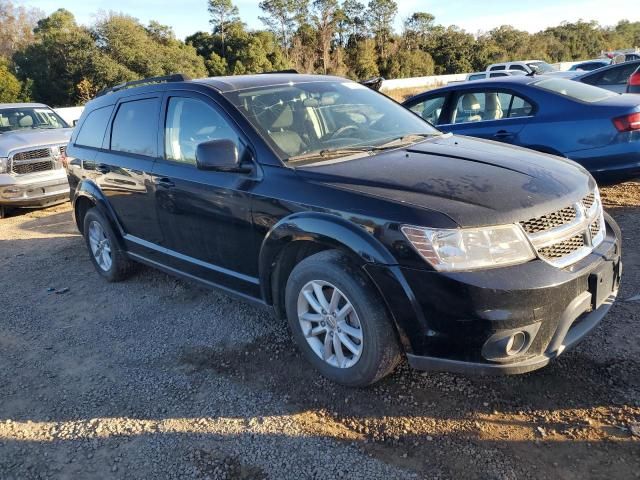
[83,208,133,282]
[284,249,401,387]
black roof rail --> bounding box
[259,69,299,74]
[96,73,191,97]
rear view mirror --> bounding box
[196,139,249,173]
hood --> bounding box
[0,128,73,156]
[297,135,595,227]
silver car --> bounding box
[0,103,72,218]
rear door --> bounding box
[437,88,535,144]
[150,90,261,296]
[93,94,164,248]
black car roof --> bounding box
[193,73,349,92]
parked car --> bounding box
[568,60,610,72]
[403,76,640,184]
[628,66,640,94]
[487,60,556,74]
[466,70,526,81]
[0,103,72,218]
[67,73,621,386]
[574,60,640,93]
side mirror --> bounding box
[196,139,249,173]
[73,119,79,126]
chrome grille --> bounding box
[520,191,605,268]
[521,206,577,234]
[59,145,67,156]
[12,148,51,162]
[9,145,65,175]
[538,234,585,260]
[12,160,55,175]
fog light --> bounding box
[481,322,540,362]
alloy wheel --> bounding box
[297,280,364,368]
[88,220,113,272]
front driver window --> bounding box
[165,97,240,165]
[409,96,445,124]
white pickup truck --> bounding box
[0,103,72,218]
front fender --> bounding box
[259,211,397,298]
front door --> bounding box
[151,92,260,296]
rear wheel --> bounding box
[285,250,401,387]
[83,208,133,282]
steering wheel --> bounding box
[327,125,360,140]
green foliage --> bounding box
[4,0,640,107]
[0,58,24,102]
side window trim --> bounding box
[108,94,162,160]
[158,90,255,168]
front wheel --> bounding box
[285,250,401,387]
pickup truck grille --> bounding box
[9,145,66,175]
[520,191,605,268]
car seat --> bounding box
[484,93,503,120]
[454,94,482,123]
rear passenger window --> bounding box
[451,91,533,124]
[164,97,242,165]
[75,106,113,148]
[510,65,528,72]
[111,99,159,157]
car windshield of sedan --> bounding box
[532,77,617,103]
[224,81,440,165]
[0,106,69,133]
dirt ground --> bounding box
[0,183,639,479]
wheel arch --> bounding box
[73,180,126,249]
[259,212,397,319]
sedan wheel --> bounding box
[297,280,364,369]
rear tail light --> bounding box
[629,71,640,87]
[613,112,640,132]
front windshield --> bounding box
[527,61,555,73]
[224,81,439,164]
[0,106,69,133]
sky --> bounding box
[16,0,640,40]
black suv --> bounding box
[67,73,622,386]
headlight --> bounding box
[401,224,536,272]
[0,158,8,174]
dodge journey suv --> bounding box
[66,73,622,386]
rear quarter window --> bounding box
[110,98,159,157]
[533,78,616,103]
[75,106,113,148]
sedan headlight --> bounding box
[401,224,536,272]
[0,158,8,174]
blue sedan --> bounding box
[402,76,640,184]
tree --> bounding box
[403,12,435,50]
[0,0,41,59]
[0,58,24,102]
[348,38,378,79]
[259,0,298,54]
[312,0,339,73]
[366,0,397,58]
[341,0,366,40]
[208,0,239,58]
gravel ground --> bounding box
[0,184,639,480]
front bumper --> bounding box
[0,170,69,207]
[365,214,622,375]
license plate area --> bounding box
[588,261,615,309]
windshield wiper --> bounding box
[287,133,441,165]
[373,132,441,149]
[288,146,375,164]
